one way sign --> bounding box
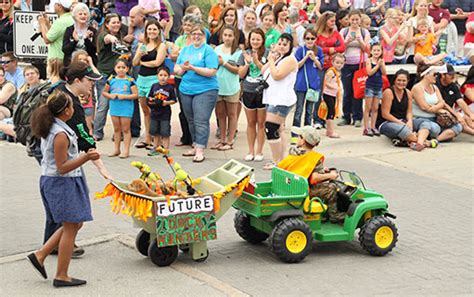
[13,11,58,59]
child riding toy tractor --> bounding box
[233,168,398,263]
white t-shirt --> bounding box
[263,56,298,107]
[352,0,365,9]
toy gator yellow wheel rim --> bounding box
[286,230,307,254]
[374,226,394,249]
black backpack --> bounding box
[12,81,64,155]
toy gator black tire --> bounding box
[135,229,150,256]
[234,211,269,244]
[359,216,398,256]
[147,241,179,267]
[270,218,312,263]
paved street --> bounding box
[0,111,473,296]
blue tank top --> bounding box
[366,62,383,90]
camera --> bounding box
[255,80,269,95]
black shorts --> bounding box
[149,119,171,137]
[323,94,336,120]
[241,91,265,110]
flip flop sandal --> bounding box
[254,154,264,162]
[218,143,233,151]
[135,141,151,149]
[244,154,254,161]
[182,150,196,157]
[193,155,205,163]
[211,142,224,150]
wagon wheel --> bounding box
[135,229,150,257]
[147,241,179,267]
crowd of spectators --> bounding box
[0,0,472,168]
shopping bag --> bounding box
[353,67,367,99]
[352,53,367,99]
[318,100,328,120]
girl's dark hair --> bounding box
[462,65,474,87]
[336,9,350,31]
[115,57,130,68]
[259,4,272,19]
[273,2,287,23]
[393,69,410,84]
[219,24,240,54]
[31,91,72,139]
[61,61,90,84]
[279,33,294,59]
[157,65,170,75]
[247,28,266,60]
[369,43,383,58]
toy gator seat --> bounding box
[237,167,326,218]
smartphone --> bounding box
[351,32,356,38]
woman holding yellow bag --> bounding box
[319,53,344,138]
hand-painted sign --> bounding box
[13,11,58,59]
[156,196,217,247]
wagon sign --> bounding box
[156,196,217,247]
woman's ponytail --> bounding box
[31,91,72,139]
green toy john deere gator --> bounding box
[233,167,398,263]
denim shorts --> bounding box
[379,121,413,140]
[365,87,383,99]
[150,119,171,137]
[266,104,293,117]
[84,107,94,117]
[413,117,463,137]
[413,117,440,138]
